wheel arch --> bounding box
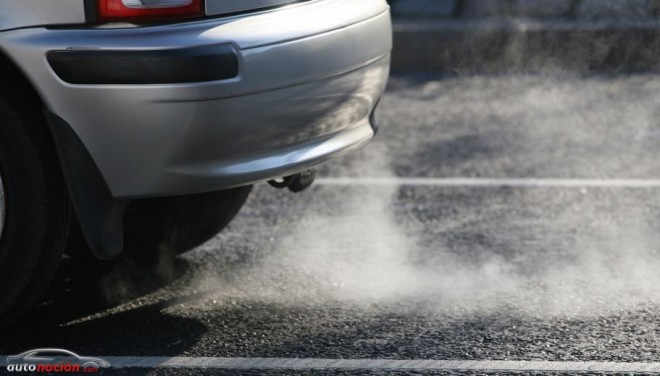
[0,48,126,260]
[0,48,48,114]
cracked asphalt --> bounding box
[3,73,660,375]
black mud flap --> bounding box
[45,111,125,260]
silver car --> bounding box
[0,0,391,324]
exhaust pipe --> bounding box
[268,168,317,193]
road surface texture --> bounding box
[4,73,660,375]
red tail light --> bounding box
[97,0,203,22]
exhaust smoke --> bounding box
[190,74,660,319]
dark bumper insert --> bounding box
[47,44,239,85]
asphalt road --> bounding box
[4,73,660,375]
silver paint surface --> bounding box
[0,0,86,30]
[205,0,303,16]
[0,0,392,198]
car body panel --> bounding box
[0,0,391,198]
[0,0,315,32]
[0,0,86,31]
[204,0,302,16]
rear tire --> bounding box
[124,186,253,262]
[0,94,70,327]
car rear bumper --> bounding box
[0,0,391,199]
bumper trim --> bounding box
[46,44,239,85]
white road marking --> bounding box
[3,357,659,372]
[315,177,660,188]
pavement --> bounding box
[2,72,660,374]
[392,19,660,72]
[391,0,660,19]
[389,1,660,72]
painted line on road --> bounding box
[316,177,660,188]
[3,357,659,373]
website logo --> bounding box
[6,348,110,373]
